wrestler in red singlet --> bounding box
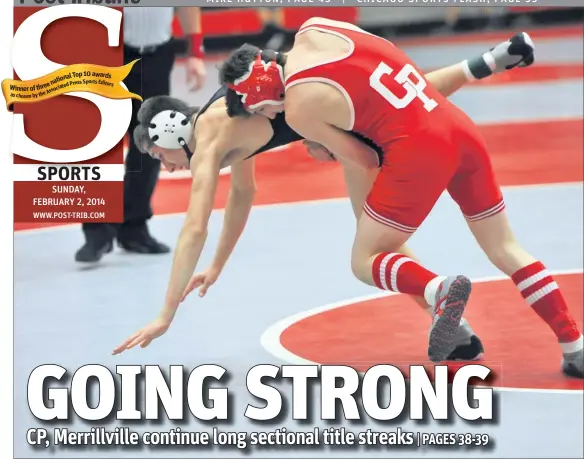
[285,22,504,233]
[221,25,584,374]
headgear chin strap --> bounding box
[227,53,285,110]
[148,110,194,157]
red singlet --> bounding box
[285,21,504,232]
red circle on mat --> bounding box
[280,274,583,391]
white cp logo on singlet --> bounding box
[369,62,438,112]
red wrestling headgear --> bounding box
[227,54,285,110]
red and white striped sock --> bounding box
[372,253,439,299]
[512,261,583,352]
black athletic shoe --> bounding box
[75,239,113,263]
[117,224,170,254]
[448,335,484,361]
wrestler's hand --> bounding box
[112,317,170,355]
[181,267,220,301]
[303,140,337,162]
[489,32,535,72]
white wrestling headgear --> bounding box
[148,110,193,151]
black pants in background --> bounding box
[82,40,176,240]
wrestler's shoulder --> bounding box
[197,109,273,152]
[195,105,233,134]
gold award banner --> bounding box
[1,59,143,110]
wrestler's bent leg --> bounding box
[342,162,438,313]
[352,142,472,362]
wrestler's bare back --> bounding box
[287,18,363,66]
[284,18,365,132]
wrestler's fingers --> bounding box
[199,282,211,297]
[125,333,147,351]
[181,277,204,302]
[112,331,142,355]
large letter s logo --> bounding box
[10,5,132,163]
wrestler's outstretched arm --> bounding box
[178,116,274,301]
[112,118,228,355]
[181,158,257,300]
